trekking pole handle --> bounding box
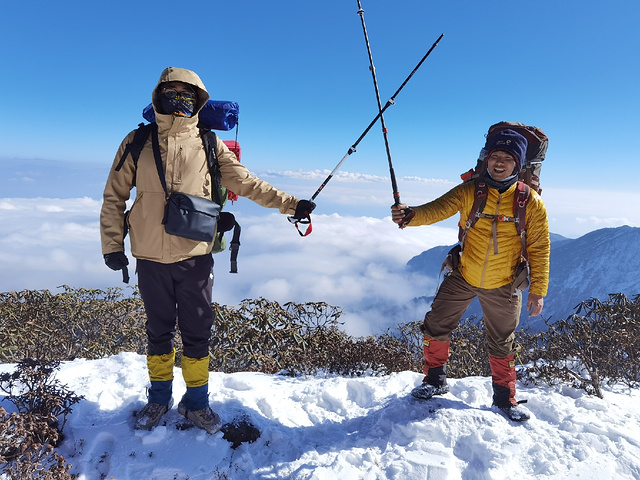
[398,207,415,229]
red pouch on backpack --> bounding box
[222,140,241,202]
[223,141,241,161]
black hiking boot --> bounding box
[410,382,450,400]
[412,365,449,400]
[492,383,530,422]
[493,403,531,422]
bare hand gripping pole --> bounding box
[357,0,400,205]
[310,32,444,202]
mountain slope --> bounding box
[405,226,640,330]
[545,225,640,322]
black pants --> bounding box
[137,255,214,359]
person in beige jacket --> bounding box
[391,128,550,422]
[100,67,315,433]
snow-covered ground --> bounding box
[2,352,639,479]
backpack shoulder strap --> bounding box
[114,123,153,187]
[513,181,530,235]
[459,178,488,246]
[147,122,170,199]
[200,129,223,205]
[513,180,531,259]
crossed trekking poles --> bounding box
[289,2,443,236]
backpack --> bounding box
[443,122,548,281]
[461,121,548,195]
[114,107,242,273]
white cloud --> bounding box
[575,216,630,226]
[37,205,65,213]
[1,175,639,336]
[0,201,20,210]
[207,212,456,335]
[0,197,452,337]
[262,169,391,183]
[540,187,640,238]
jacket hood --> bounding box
[152,67,210,117]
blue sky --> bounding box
[2,0,639,190]
[1,0,639,330]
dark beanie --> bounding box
[485,129,528,171]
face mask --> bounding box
[484,168,519,192]
[158,88,196,117]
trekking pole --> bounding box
[356,0,400,205]
[308,32,444,203]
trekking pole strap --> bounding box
[121,265,130,284]
[229,222,241,273]
[288,214,313,237]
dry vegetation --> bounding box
[0,286,639,478]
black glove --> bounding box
[104,252,129,271]
[293,200,316,220]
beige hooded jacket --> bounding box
[100,67,300,264]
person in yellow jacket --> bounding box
[100,67,315,433]
[391,128,550,422]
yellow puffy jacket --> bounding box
[100,67,299,264]
[408,181,550,296]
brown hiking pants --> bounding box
[423,269,522,357]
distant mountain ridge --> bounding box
[405,225,640,331]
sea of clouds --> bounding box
[2,165,639,336]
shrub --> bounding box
[210,299,417,376]
[0,286,639,395]
[0,289,419,377]
[518,293,640,397]
[0,286,146,362]
[0,358,82,479]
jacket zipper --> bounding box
[174,145,183,185]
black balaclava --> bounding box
[157,84,197,118]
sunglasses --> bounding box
[161,88,196,99]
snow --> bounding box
[2,352,640,479]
